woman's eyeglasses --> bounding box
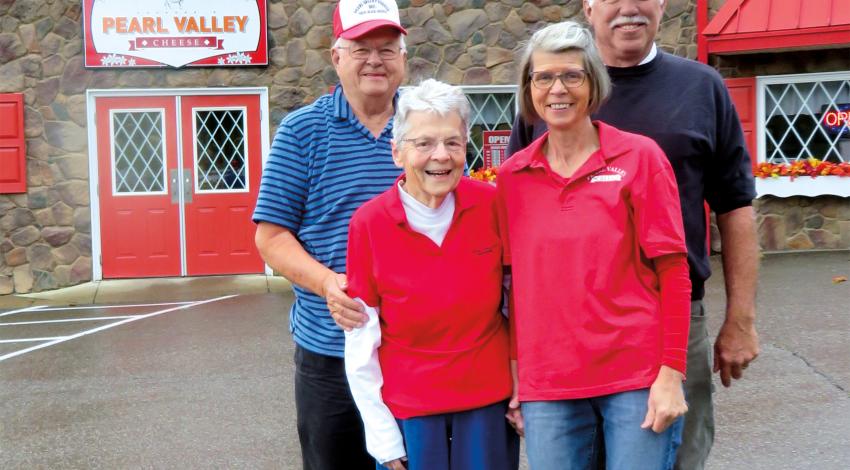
[402,137,466,155]
[529,70,587,89]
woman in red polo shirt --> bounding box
[343,79,518,470]
[497,22,691,469]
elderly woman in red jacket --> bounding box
[344,79,519,470]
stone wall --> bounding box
[2,0,847,295]
[757,197,850,251]
[1,0,92,294]
[0,0,702,294]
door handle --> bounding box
[170,169,179,204]
[183,168,193,203]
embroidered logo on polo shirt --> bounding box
[588,166,627,183]
[473,244,497,255]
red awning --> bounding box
[703,0,850,55]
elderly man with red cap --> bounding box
[252,1,408,468]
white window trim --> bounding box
[756,71,850,197]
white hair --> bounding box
[392,79,471,142]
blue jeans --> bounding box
[523,388,683,470]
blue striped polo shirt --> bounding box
[253,85,401,357]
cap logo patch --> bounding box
[354,0,391,15]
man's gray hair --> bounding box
[392,79,471,142]
[516,21,611,122]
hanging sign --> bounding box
[83,0,268,68]
[482,130,511,168]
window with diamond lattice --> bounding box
[195,109,247,191]
[463,87,517,170]
[112,111,166,194]
[763,75,850,164]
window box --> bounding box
[756,176,850,197]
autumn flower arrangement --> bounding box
[469,166,499,183]
[754,158,850,179]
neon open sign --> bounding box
[822,104,850,136]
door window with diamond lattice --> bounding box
[193,108,248,192]
[111,110,167,195]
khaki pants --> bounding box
[675,301,716,470]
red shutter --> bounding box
[0,93,26,193]
[724,77,757,167]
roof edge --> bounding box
[706,24,850,54]
[703,0,748,35]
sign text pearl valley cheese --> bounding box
[101,16,249,34]
[86,0,266,67]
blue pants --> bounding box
[376,400,519,470]
[523,388,683,470]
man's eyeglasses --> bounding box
[336,45,402,60]
[402,137,466,155]
[529,70,587,90]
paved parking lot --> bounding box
[0,252,848,469]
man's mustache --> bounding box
[609,15,650,28]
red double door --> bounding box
[95,94,264,278]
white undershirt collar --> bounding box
[397,181,455,246]
[638,43,658,65]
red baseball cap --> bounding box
[333,0,407,40]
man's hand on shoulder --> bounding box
[323,272,366,331]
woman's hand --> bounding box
[505,360,524,436]
[506,393,524,437]
[383,458,407,470]
[641,365,688,433]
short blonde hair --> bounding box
[517,21,611,122]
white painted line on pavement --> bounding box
[0,305,46,318]
[0,337,66,344]
[0,316,140,326]
[0,295,238,363]
[34,301,195,311]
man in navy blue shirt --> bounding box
[507,2,760,469]
[253,1,407,468]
